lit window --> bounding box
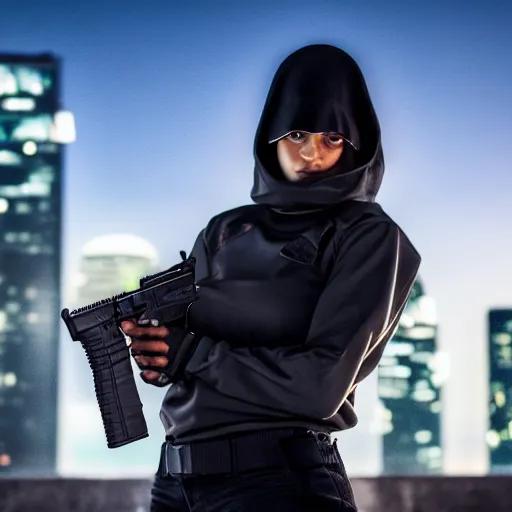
[5,303,20,314]
[16,67,45,96]
[25,287,38,300]
[38,201,50,212]
[493,332,511,346]
[0,149,22,164]
[26,312,39,324]
[2,97,35,112]
[3,372,17,387]
[11,115,52,142]
[22,141,37,156]
[27,245,41,255]
[0,197,8,214]
[20,181,50,196]
[430,401,442,414]
[414,430,433,444]
[50,111,76,144]
[15,202,31,214]
[0,64,17,95]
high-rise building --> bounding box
[58,234,165,477]
[0,53,74,475]
[487,309,512,473]
[65,233,160,402]
[378,278,444,474]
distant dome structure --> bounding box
[81,234,159,265]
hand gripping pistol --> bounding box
[60,257,198,448]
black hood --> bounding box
[250,44,384,212]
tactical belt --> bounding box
[159,428,340,476]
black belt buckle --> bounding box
[163,442,193,475]
[306,429,331,444]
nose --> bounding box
[299,136,323,165]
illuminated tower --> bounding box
[66,233,159,402]
[0,53,74,476]
[378,278,444,474]
[487,309,512,473]
[58,234,164,477]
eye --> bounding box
[286,131,307,143]
[325,134,344,148]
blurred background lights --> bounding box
[1,97,35,111]
[50,111,76,144]
[3,373,17,387]
[22,140,37,156]
[0,197,9,213]
[0,150,22,164]
[486,430,501,449]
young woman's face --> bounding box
[276,131,345,182]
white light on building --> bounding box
[22,141,37,156]
[50,111,76,144]
[3,373,17,387]
[0,198,9,214]
[486,430,501,449]
[1,97,36,111]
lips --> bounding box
[297,170,324,178]
[298,168,323,174]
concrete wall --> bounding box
[0,477,511,511]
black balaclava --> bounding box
[250,44,384,213]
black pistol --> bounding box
[61,257,197,449]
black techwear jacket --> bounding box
[159,44,421,443]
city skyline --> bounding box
[0,54,63,475]
[0,0,511,475]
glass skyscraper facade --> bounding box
[488,309,512,473]
[378,278,443,475]
[0,54,63,475]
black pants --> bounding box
[149,431,357,512]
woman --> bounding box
[122,44,421,511]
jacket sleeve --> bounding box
[184,219,421,420]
